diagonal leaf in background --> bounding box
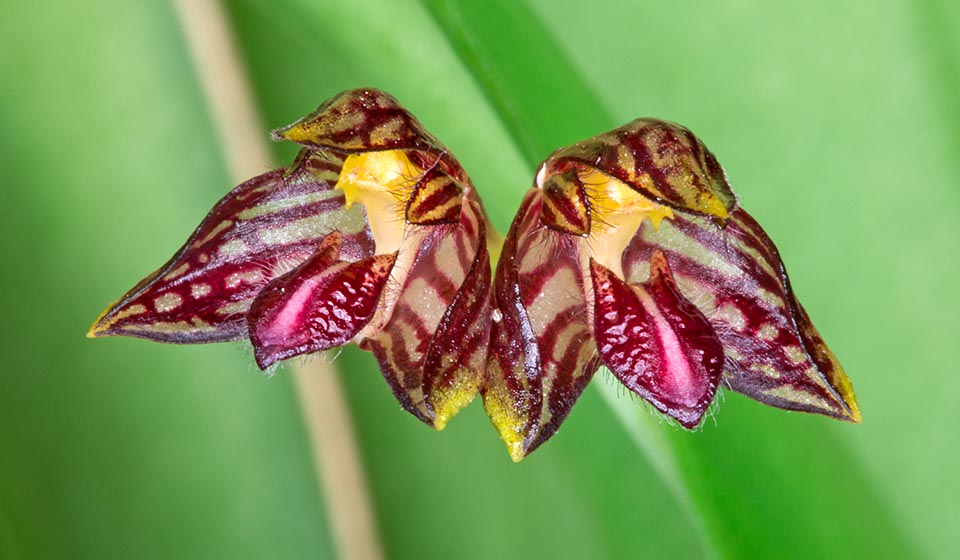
[2,0,958,558]
[420,0,959,557]
[417,1,915,557]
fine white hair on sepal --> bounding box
[597,365,722,432]
[703,388,724,428]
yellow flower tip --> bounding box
[430,380,480,432]
[430,402,458,432]
[276,121,315,144]
[86,317,116,339]
[701,194,730,221]
[849,409,863,424]
[486,228,506,269]
[832,369,861,423]
[482,391,530,462]
[86,304,118,338]
[507,441,527,463]
[844,398,863,424]
[87,298,152,339]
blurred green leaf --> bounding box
[2,0,958,558]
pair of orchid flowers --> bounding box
[89,89,860,461]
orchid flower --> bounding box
[483,119,861,461]
[89,90,860,462]
[88,89,493,430]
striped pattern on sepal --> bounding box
[622,208,861,422]
[88,150,372,343]
[540,170,591,235]
[542,118,736,223]
[272,88,441,153]
[405,164,464,225]
[483,189,601,461]
[361,197,492,429]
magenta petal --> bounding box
[248,232,396,369]
[591,252,723,428]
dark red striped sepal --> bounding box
[483,189,600,461]
[89,88,494,431]
[361,198,492,429]
[591,252,723,428]
[623,209,861,422]
[272,88,442,153]
[542,118,736,223]
[248,232,396,369]
[87,151,371,343]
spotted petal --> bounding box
[591,252,723,428]
[247,232,396,369]
[88,150,372,342]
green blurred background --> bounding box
[2,0,958,558]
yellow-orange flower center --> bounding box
[576,167,674,279]
[334,150,419,254]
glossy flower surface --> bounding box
[90,91,860,461]
[483,119,860,460]
[89,89,493,429]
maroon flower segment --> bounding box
[483,190,602,460]
[360,199,492,426]
[89,88,493,430]
[248,232,397,369]
[89,89,861,462]
[541,118,737,224]
[484,118,859,461]
[271,88,440,154]
[87,150,372,343]
[591,252,723,429]
[622,209,860,421]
